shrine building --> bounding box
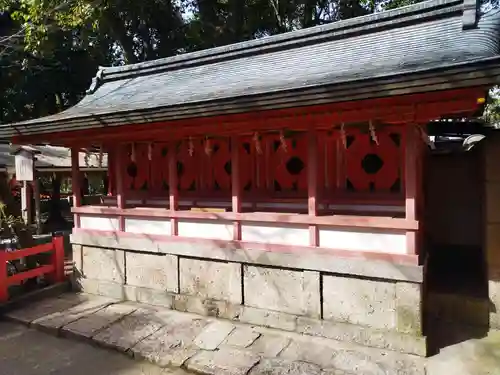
[2,0,500,357]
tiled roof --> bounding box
[2,0,500,139]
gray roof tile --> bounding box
[3,0,500,139]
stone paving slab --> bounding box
[130,313,209,367]
[224,327,261,348]
[93,307,169,351]
[1,293,430,375]
[249,358,322,375]
[247,333,291,358]
[4,294,88,324]
[62,302,138,339]
[31,296,115,333]
[185,347,261,375]
[193,321,235,350]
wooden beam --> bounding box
[308,130,319,247]
[405,125,418,255]
[114,145,125,231]
[231,136,242,241]
[13,87,485,145]
[71,147,81,228]
[72,205,419,230]
[168,142,179,235]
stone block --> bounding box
[239,306,297,331]
[489,280,500,329]
[224,327,261,348]
[124,285,173,308]
[322,275,396,330]
[186,347,261,375]
[31,296,114,332]
[296,317,427,357]
[72,244,83,275]
[395,282,422,335]
[243,266,320,317]
[179,258,242,304]
[247,333,291,357]
[249,358,321,375]
[126,252,178,292]
[172,294,242,320]
[61,302,138,339]
[279,339,337,368]
[4,296,85,325]
[130,313,208,367]
[82,247,125,284]
[78,279,126,300]
[93,308,167,351]
[193,321,235,350]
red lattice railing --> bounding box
[0,236,66,303]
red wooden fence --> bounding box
[0,236,65,303]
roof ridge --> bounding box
[87,0,465,89]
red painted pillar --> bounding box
[71,147,81,228]
[232,136,242,241]
[0,251,7,302]
[405,125,418,255]
[50,235,65,283]
[308,130,319,247]
[168,142,178,236]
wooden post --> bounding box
[107,147,115,196]
[51,234,66,283]
[405,125,418,255]
[232,136,242,241]
[0,250,7,302]
[21,180,31,225]
[71,147,81,229]
[168,142,178,236]
[114,145,125,231]
[33,179,41,235]
[308,130,319,247]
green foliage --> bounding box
[0,0,496,126]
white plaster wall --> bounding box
[319,227,406,254]
[241,223,309,246]
[80,216,120,231]
[178,219,234,240]
[125,218,171,236]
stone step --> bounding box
[2,292,426,375]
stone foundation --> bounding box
[71,233,427,356]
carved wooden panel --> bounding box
[150,143,169,192]
[176,140,201,191]
[268,133,308,192]
[342,127,403,192]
